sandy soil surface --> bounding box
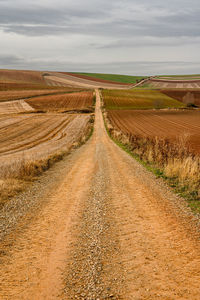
[0,90,200,299]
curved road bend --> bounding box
[0,90,200,299]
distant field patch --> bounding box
[26,91,94,112]
[102,89,185,109]
[69,73,146,84]
[0,70,45,84]
[157,75,200,80]
[147,78,200,89]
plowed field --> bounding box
[26,91,94,111]
[107,110,200,154]
[0,114,91,177]
[103,89,185,109]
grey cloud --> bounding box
[97,37,200,49]
[1,25,73,36]
[0,54,24,65]
[0,0,199,38]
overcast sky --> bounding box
[0,0,199,75]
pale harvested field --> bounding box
[0,113,91,177]
[0,100,35,114]
[107,109,200,154]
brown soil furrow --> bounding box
[107,109,200,154]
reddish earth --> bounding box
[62,72,131,85]
[107,109,200,154]
[161,89,200,106]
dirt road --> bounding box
[0,90,200,299]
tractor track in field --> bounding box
[0,90,200,299]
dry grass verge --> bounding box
[104,111,200,211]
